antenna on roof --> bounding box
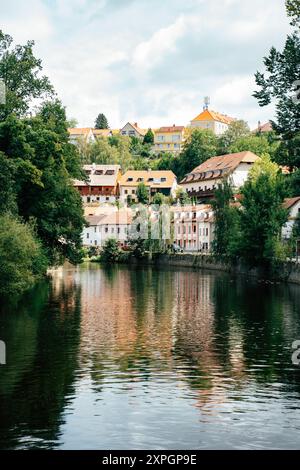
[204,96,210,110]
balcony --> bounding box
[186,188,215,200]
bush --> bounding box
[0,215,47,298]
[100,238,121,263]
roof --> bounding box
[283,197,300,210]
[73,164,121,187]
[157,126,185,133]
[119,170,177,188]
[68,127,92,135]
[180,151,260,184]
[253,121,273,133]
[191,109,235,125]
[86,210,132,226]
[120,122,147,136]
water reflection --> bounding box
[1,264,300,449]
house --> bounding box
[253,121,273,134]
[172,205,215,252]
[180,151,260,202]
[73,164,121,203]
[83,209,132,248]
[119,170,178,203]
[190,109,235,135]
[154,125,185,154]
[282,197,300,240]
[120,122,147,139]
[68,128,95,145]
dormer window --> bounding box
[137,177,144,182]
[127,177,133,182]
[105,170,115,175]
[95,170,103,175]
[161,177,166,182]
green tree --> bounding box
[136,182,149,204]
[0,151,17,214]
[0,214,47,297]
[228,134,278,159]
[179,129,218,178]
[0,31,54,120]
[175,187,191,206]
[253,2,300,170]
[143,128,154,145]
[218,120,250,154]
[238,155,288,267]
[100,238,120,263]
[212,181,240,257]
[95,113,109,129]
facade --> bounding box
[153,125,185,154]
[68,128,95,145]
[73,164,121,203]
[180,151,260,201]
[253,121,273,134]
[83,209,132,248]
[119,170,177,203]
[190,109,235,135]
[172,205,215,252]
[120,122,147,139]
[282,197,300,240]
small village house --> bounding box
[172,205,215,252]
[119,170,178,203]
[120,122,147,139]
[83,209,132,248]
[180,151,260,202]
[190,108,235,135]
[73,164,121,203]
[282,197,300,240]
[68,127,96,145]
[153,125,185,154]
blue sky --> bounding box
[0,0,291,129]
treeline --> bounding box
[0,31,85,298]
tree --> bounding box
[0,102,85,265]
[143,128,154,145]
[175,187,191,206]
[253,2,300,170]
[95,113,109,129]
[0,214,47,297]
[136,182,149,204]
[179,129,218,179]
[228,134,278,159]
[0,31,54,120]
[238,155,288,267]
[218,120,250,154]
[0,151,17,214]
[212,181,240,257]
[100,238,120,263]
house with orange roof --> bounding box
[120,122,147,139]
[180,151,260,201]
[154,125,186,154]
[68,127,96,145]
[190,108,235,135]
[119,170,177,203]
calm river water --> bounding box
[1,263,300,450]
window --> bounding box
[148,178,154,182]
[94,227,97,233]
[137,177,144,182]
[105,170,115,175]
[161,177,166,182]
[172,135,180,142]
[125,190,128,194]
[174,143,179,149]
[132,189,135,194]
[105,227,108,233]
[94,240,97,246]
[111,228,114,234]
[95,170,103,175]
[127,177,133,182]
[117,227,120,234]
[188,226,191,234]
[129,130,135,136]
[157,135,164,141]
[106,197,109,201]
[121,131,126,135]
[87,233,89,239]
[193,225,196,233]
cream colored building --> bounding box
[119,170,178,203]
[154,125,185,154]
[190,109,235,135]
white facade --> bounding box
[190,120,229,135]
[120,122,145,139]
[282,199,300,240]
[82,211,132,248]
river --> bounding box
[0,263,300,450]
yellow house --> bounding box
[154,125,185,154]
[190,109,235,135]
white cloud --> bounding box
[132,15,194,72]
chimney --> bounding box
[173,124,175,127]
[134,122,138,127]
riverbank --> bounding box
[122,253,300,285]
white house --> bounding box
[68,128,96,146]
[120,122,147,139]
[83,209,132,248]
[180,151,260,201]
[282,197,300,240]
[190,108,235,136]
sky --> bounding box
[0,0,292,129]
